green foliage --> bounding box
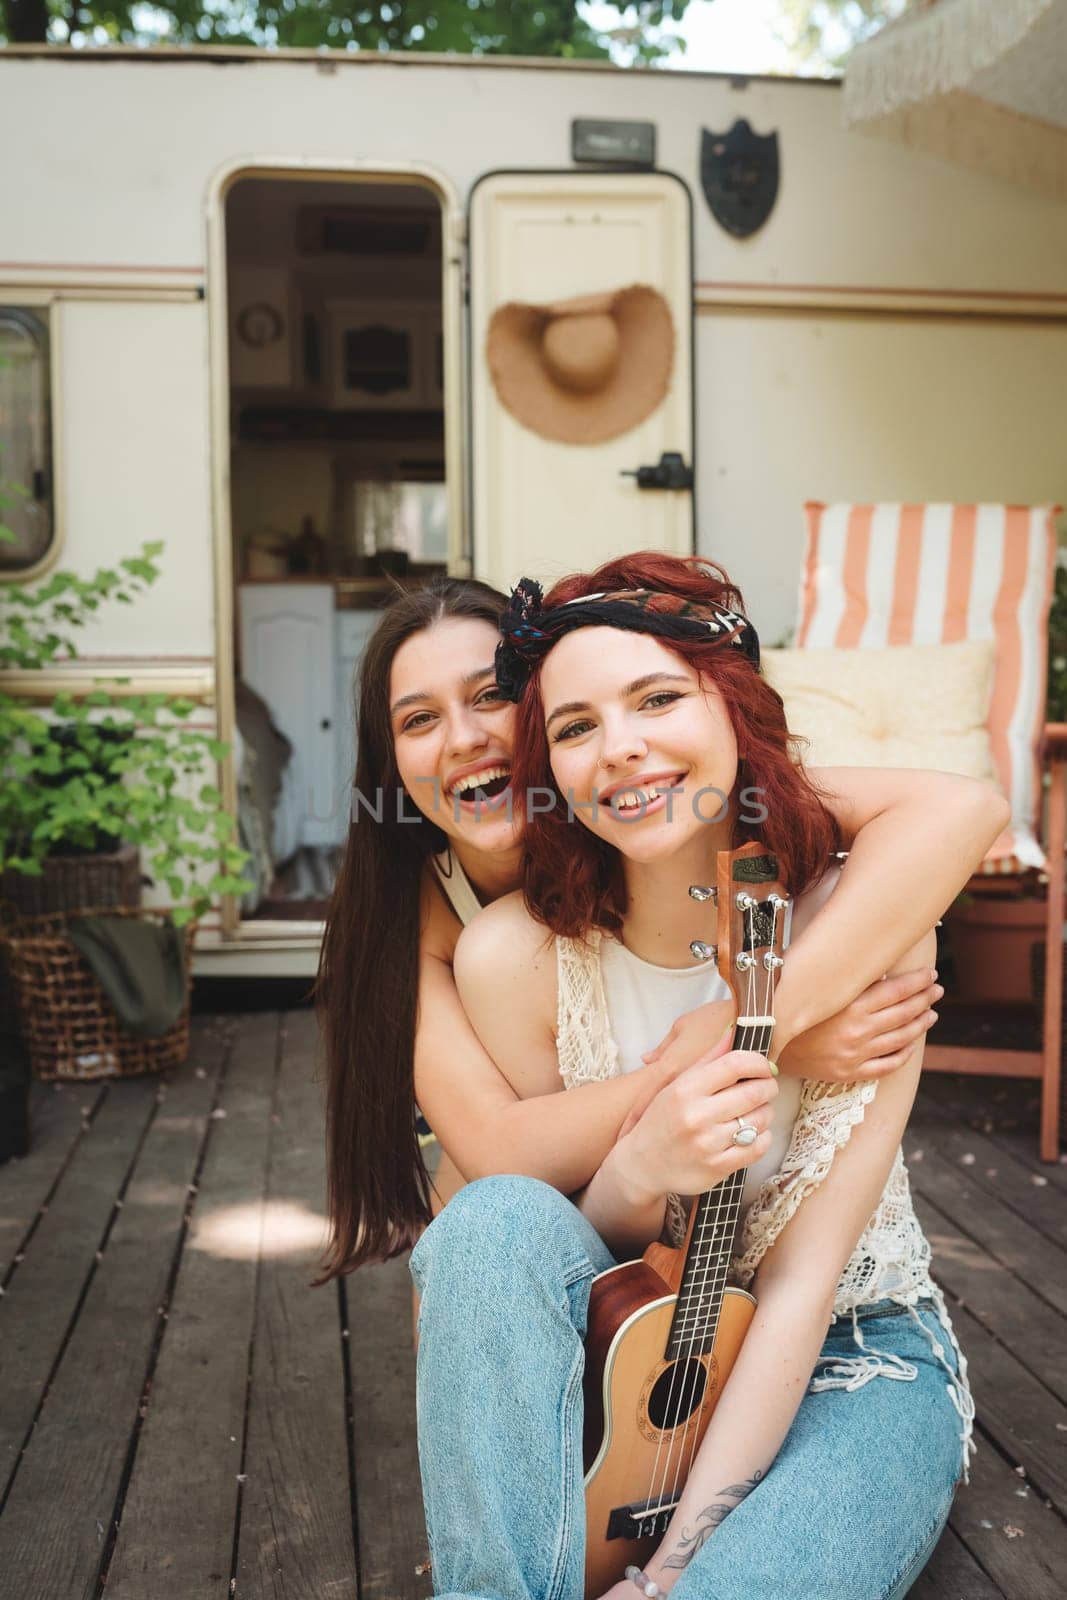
[774,0,912,70]
[0,543,250,925]
[2,0,691,64]
[0,466,25,550]
[1047,556,1067,725]
[0,353,25,550]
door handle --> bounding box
[620,451,694,491]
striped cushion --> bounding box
[975,852,1040,878]
[796,503,1059,869]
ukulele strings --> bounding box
[635,963,758,1536]
[647,893,783,1534]
[662,898,781,1522]
[667,894,783,1515]
[654,923,762,1526]
[669,896,782,1515]
[640,909,762,1534]
[637,911,763,1533]
[639,957,759,1535]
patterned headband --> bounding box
[494,578,760,702]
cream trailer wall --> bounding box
[2,50,1065,654]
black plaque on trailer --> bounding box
[700,119,779,238]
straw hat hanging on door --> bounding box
[485,284,675,445]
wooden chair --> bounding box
[794,502,1064,1161]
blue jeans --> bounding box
[410,1176,965,1600]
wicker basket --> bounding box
[0,843,141,919]
[0,905,195,1082]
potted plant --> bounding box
[944,549,1067,1007]
[944,882,1048,1006]
[1023,547,1067,1015]
[0,541,249,924]
[1048,549,1067,725]
[0,407,34,1155]
[0,540,251,1101]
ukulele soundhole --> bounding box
[645,1359,708,1431]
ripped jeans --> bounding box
[410,1176,968,1600]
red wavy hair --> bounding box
[510,551,841,938]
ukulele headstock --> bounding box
[689,841,790,1021]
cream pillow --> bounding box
[761,638,1000,782]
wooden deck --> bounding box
[1,1010,1065,1599]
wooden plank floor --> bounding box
[1,1012,1064,1599]
[0,1012,430,1600]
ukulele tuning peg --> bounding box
[690,940,717,962]
[688,884,717,902]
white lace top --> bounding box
[555,927,975,1479]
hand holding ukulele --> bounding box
[607,1046,778,1204]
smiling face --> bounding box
[389,616,520,857]
[541,627,739,864]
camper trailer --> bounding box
[2,44,1065,974]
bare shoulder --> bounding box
[454,891,557,1006]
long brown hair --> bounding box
[315,576,507,1278]
[510,552,842,939]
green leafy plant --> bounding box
[0,462,26,549]
[0,541,250,924]
[2,0,691,65]
[0,396,27,551]
[1047,552,1067,725]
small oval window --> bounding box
[0,307,53,575]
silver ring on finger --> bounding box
[732,1116,758,1148]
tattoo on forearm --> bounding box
[661,1470,765,1571]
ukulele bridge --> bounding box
[606,1495,679,1542]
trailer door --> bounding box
[468,171,694,592]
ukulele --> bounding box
[582,841,789,1600]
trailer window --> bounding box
[0,307,53,575]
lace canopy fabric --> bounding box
[554,928,976,1480]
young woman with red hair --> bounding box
[408,553,1007,1600]
[318,576,995,1283]
[317,566,999,1595]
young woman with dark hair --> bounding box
[409,553,1008,1600]
[316,570,994,1287]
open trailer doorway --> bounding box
[219,168,456,928]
